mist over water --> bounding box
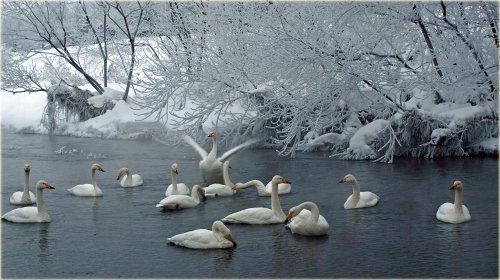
[1,132,498,278]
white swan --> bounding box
[234,179,291,196]
[165,163,190,196]
[222,175,290,224]
[436,180,471,224]
[339,174,379,209]
[204,160,236,197]
[2,180,55,223]
[183,131,257,185]
[117,167,143,187]
[156,185,206,210]
[10,164,36,205]
[168,220,237,249]
[284,201,329,236]
[67,163,105,197]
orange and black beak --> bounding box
[43,182,55,190]
[284,212,294,224]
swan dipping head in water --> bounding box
[436,180,471,224]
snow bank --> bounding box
[346,119,390,159]
[0,91,47,132]
[87,87,124,108]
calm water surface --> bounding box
[1,132,498,278]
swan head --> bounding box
[116,167,130,180]
[24,164,31,172]
[208,131,216,138]
[284,210,296,224]
[36,180,55,190]
[212,220,237,247]
[450,180,463,190]
[272,175,290,185]
[92,163,105,172]
[339,174,356,183]
[171,163,179,174]
[193,185,207,201]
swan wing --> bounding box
[68,184,102,197]
[2,206,40,223]
[222,207,283,224]
[156,195,198,209]
[218,138,258,162]
[9,191,36,205]
[165,183,190,196]
[132,174,143,186]
[183,135,208,159]
[288,210,329,236]
[265,182,292,194]
[204,184,235,197]
[358,191,379,208]
[168,229,231,249]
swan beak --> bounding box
[43,183,55,189]
[450,185,457,190]
[116,172,122,180]
[100,168,105,172]
[284,212,293,223]
[339,178,345,183]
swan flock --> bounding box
[2,131,473,250]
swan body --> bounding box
[285,201,329,236]
[266,181,291,195]
[204,160,236,197]
[2,180,55,223]
[156,185,206,210]
[10,164,36,205]
[168,220,237,249]
[68,163,105,197]
[117,167,143,187]
[165,163,190,196]
[436,180,471,224]
[339,174,379,209]
[222,175,289,224]
[183,131,257,185]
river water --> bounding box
[1,132,498,278]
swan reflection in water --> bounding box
[38,223,51,265]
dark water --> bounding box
[1,132,498,278]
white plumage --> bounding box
[285,201,329,236]
[2,180,55,223]
[436,180,471,224]
[68,163,105,197]
[10,164,36,205]
[339,174,379,209]
[157,185,206,210]
[168,221,237,249]
[165,163,190,196]
[117,167,143,187]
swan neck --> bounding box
[36,187,48,216]
[125,169,132,185]
[91,169,97,190]
[271,180,284,216]
[454,189,464,211]
[191,187,201,201]
[171,170,178,192]
[299,202,320,222]
[208,136,217,158]
[351,179,361,199]
[23,170,30,196]
[222,162,233,187]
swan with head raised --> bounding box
[183,131,257,185]
[117,167,143,187]
[204,160,236,197]
[2,180,55,223]
[284,201,329,236]
[339,174,379,209]
[67,163,105,197]
[10,164,36,205]
[165,163,190,196]
[168,220,237,249]
[436,180,471,224]
[156,185,206,210]
[222,175,290,224]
